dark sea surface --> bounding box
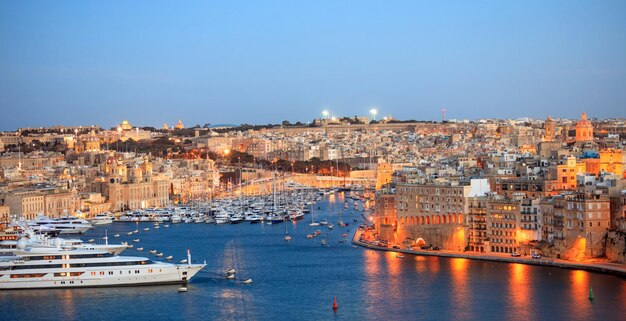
[2,193,625,321]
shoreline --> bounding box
[351,229,626,279]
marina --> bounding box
[1,192,625,320]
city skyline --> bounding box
[2,1,626,131]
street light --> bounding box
[370,108,378,121]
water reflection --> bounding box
[569,270,592,320]
[413,255,428,274]
[363,250,382,315]
[384,251,401,276]
[450,258,471,320]
[60,290,76,320]
[509,263,532,320]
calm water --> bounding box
[2,193,626,321]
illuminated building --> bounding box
[575,112,593,143]
[395,179,490,250]
[175,120,185,129]
[486,196,522,254]
[373,188,397,243]
[556,156,585,190]
[119,120,133,131]
[552,192,610,260]
[467,197,488,252]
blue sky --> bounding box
[1,1,625,130]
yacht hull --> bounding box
[0,263,204,290]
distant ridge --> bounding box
[208,124,238,128]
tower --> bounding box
[575,112,593,143]
[442,108,447,122]
[543,115,555,142]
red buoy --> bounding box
[332,296,338,310]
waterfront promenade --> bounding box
[352,228,626,278]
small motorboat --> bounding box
[164,224,170,228]
[155,252,163,257]
[227,268,236,275]
[133,229,139,233]
[126,232,133,236]
[306,234,313,239]
[226,274,235,280]
[284,235,292,241]
[113,234,120,238]
[137,247,144,251]
[143,228,150,231]
[178,287,188,293]
[180,259,188,264]
[133,239,140,242]
[127,244,133,248]
[166,256,173,260]
[243,279,253,285]
[149,249,157,254]
[88,239,95,243]
[321,239,327,246]
[154,226,160,229]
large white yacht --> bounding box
[0,240,205,289]
[34,215,92,234]
[89,213,114,226]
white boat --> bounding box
[214,212,230,224]
[133,239,140,243]
[229,214,244,224]
[34,215,92,234]
[0,243,204,289]
[89,213,114,225]
[137,247,144,251]
[113,234,120,238]
[149,250,157,254]
[155,252,163,257]
[166,256,173,260]
[143,228,150,231]
[243,279,253,284]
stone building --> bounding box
[552,192,610,260]
[373,188,397,243]
[2,189,45,220]
[485,196,522,254]
[394,179,490,250]
[467,197,488,252]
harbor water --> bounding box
[2,192,625,321]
